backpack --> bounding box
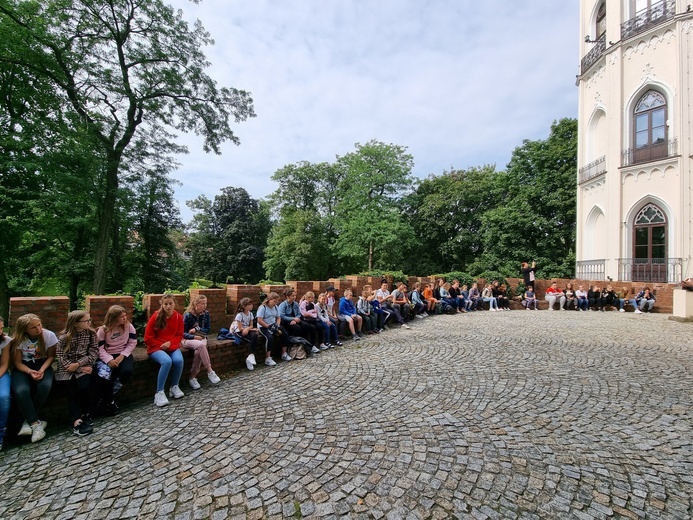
[288,336,311,360]
[216,328,241,344]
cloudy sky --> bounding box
[169,0,579,222]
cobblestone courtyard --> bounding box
[0,311,690,519]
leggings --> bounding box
[94,355,134,406]
[180,338,211,378]
[57,375,91,422]
[11,363,54,424]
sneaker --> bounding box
[246,355,255,371]
[634,309,642,314]
[415,314,424,319]
[311,346,320,353]
[335,341,343,346]
[189,377,201,389]
[154,390,170,407]
[619,308,625,313]
[353,335,361,342]
[82,413,94,427]
[104,401,119,416]
[319,344,329,350]
[281,352,292,362]
[208,372,221,384]
[526,307,530,311]
[265,357,277,366]
[73,420,93,437]
[18,421,32,436]
[402,324,411,329]
[169,385,185,399]
[31,421,46,443]
[324,343,332,348]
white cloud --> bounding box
[168,0,579,221]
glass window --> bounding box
[596,3,606,38]
[632,90,667,161]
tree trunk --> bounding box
[368,240,373,271]
[92,154,120,294]
[69,274,79,311]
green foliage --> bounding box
[358,270,408,285]
[429,272,475,287]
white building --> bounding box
[576,0,691,284]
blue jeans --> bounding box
[11,365,54,424]
[483,297,498,310]
[149,349,184,392]
[319,320,338,342]
[0,372,10,437]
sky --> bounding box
[168,0,580,222]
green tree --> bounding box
[477,118,578,278]
[0,0,255,294]
[334,140,415,272]
[187,187,270,284]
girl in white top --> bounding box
[257,292,290,362]
[10,313,58,443]
[232,297,275,370]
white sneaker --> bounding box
[169,385,185,399]
[619,308,625,313]
[402,324,411,329]
[248,353,257,365]
[154,390,169,407]
[281,352,292,362]
[265,357,277,366]
[311,346,320,353]
[634,309,642,314]
[208,371,221,384]
[246,355,255,371]
[319,344,329,350]
[18,421,32,436]
[31,421,46,443]
[415,314,424,319]
[189,378,201,390]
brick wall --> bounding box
[286,281,317,299]
[85,296,135,329]
[189,288,227,333]
[8,297,70,334]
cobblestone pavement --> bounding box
[0,311,691,519]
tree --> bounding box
[477,118,578,278]
[187,187,269,284]
[0,0,255,293]
[334,140,415,272]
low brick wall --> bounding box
[9,297,70,336]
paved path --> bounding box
[0,311,691,519]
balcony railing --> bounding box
[581,34,606,74]
[617,257,682,284]
[576,259,606,281]
[622,138,677,167]
[621,0,675,40]
[578,155,606,184]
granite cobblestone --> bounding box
[0,312,691,518]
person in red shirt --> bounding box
[544,281,567,310]
[144,294,185,407]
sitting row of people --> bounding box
[523,282,656,313]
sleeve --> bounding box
[169,313,184,350]
[338,298,347,315]
[56,336,71,372]
[278,302,292,323]
[199,311,211,335]
[97,327,114,363]
[122,324,138,358]
[183,312,195,340]
[44,330,59,348]
[144,313,163,352]
[79,332,98,367]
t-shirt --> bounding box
[231,311,254,334]
[257,304,278,328]
[376,289,390,300]
[0,335,10,354]
[17,330,59,362]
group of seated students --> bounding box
[523,282,656,313]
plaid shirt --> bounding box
[55,329,98,380]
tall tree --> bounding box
[187,187,269,284]
[334,140,415,272]
[0,0,255,293]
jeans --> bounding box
[57,375,91,422]
[482,297,498,310]
[149,349,184,392]
[631,299,655,311]
[577,297,588,311]
[318,320,338,343]
[0,372,11,437]
[545,294,566,310]
[11,365,54,424]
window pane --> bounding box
[652,108,665,127]
[652,127,665,144]
[635,0,648,13]
[652,226,665,244]
[652,245,665,259]
[635,245,649,259]
[635,113,648,131]
[636,131,648,148]
[635,227,649,246]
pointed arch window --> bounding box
[632,203,667,282]
[632,90,667,163]
[596,3,606,39]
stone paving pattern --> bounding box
[0,311,691,519]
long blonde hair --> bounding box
[186,295,207,315]
[9,314,46,359]
[102,305,127,333]
[60,310,94,355]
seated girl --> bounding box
[56,311,98,436]
[182,295,220,389]
[144,294,186,407]
[522,286,538,310]
[339,288,364,340]
[95,305,137,416]
[357,287,379,333]
[232,297,275,370]
[422,283,438,313]
[316,293,341,346]
[299,292,327,348]
[409,282,427,318]
[10,313,58,443]
[481,283,499,311]
[257,292,291,361]
[468,283,482,311]
[0,317,11,451]
[575,284,589,311]
[440,282,459,311]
